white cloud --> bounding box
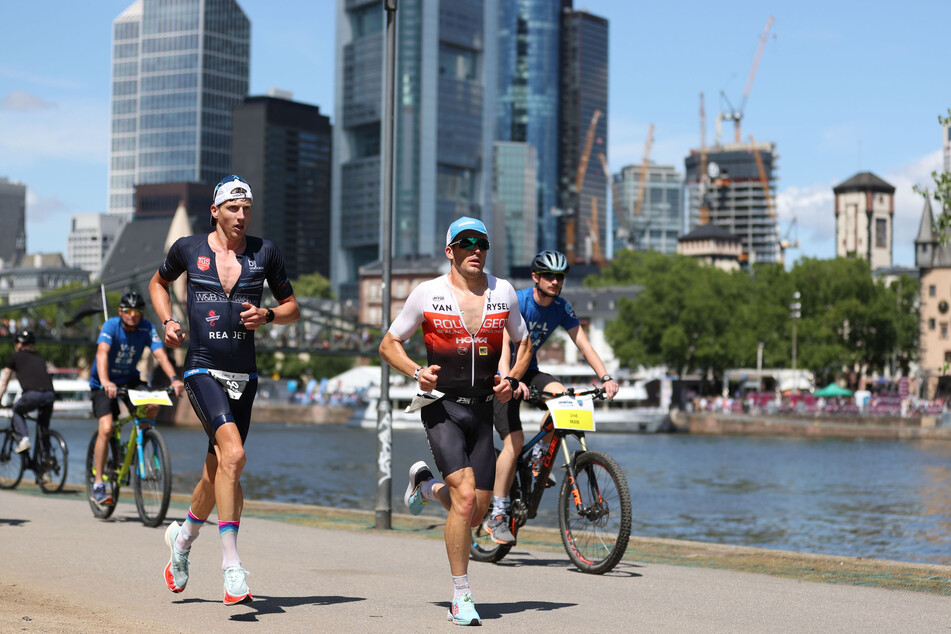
[1,90,56,111]
[0,97,108,165]
[776,150,943,267]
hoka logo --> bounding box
[456,336,487,344]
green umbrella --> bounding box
[813,383,853,398]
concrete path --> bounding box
[1,487,949,632]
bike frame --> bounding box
[512,387,601,525]
[106,403,155,485]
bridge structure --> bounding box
[0,264,415,359]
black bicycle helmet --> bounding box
[531,250,570,275]
[119,290,146,310]
[15,329,35,345]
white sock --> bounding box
[421,478,440,501]
[491,496,509,517]
[452,574,470,599]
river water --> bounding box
[43,418,951,567]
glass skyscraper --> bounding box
[108,0,250,215]
[496,0,563,253]
[559,8,608,262]
[491,142,538,275]
[612,164,684,255]
[333,0,496,297]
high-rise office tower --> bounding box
[0,177,27,267]
[684,141,781,265]
[612,164,683,255]
[558,8,609,263]
[108,0,250,216]
[491,142,538,275]
[332,0,497,298]
[231,95,333,281]
[497,0,563,255]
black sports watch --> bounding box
[504,376,519,390]
[601,374,614,383]
[265,308,275,323]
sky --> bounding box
[1,0,949,268]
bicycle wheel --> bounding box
[85,432,119,519]
[0,431,25,489]
[558,450,632,574]
[132,428,172,527]
[37,429,68,493]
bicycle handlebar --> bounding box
[526,385,606,404]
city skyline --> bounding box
[1,0,948,268]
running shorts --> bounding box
[492,370,558,437]
[421,397,495,490]
[184,372,258,454]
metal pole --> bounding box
[791,291,801,391]
[375,0,398,530]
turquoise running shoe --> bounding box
[403,460,433,515]
[447,592,482,626]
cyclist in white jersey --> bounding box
[380,216,531,626]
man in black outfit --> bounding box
[0,330,55,454]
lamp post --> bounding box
[790,291,801,390]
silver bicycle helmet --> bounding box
[531,250,570,275]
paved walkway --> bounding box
[1,487,949,632]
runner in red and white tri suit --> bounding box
[380,216,531,626]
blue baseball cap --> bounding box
[446,216,488,246]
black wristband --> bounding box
[163,317,179,327]
[169,375,179,382]
[265,308,275,323]
[504,376,519,390]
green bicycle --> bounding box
[85,386,174,527]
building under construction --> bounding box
[684,141,782,265]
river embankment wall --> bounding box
[674,410,951,440]
[166,398,355,426]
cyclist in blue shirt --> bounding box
[89,291,184,506]
[485,250,619,545]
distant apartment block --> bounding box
[833,171,894,270]
[66,213,130,276]
[0,177,27,268]
[684,141,781,265]
[491,142,538,276]
[612,164,683,255]
[108,0,250,215]
[0,253,89,306]
[231,95,332,281]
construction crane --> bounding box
[720,16,774,144]
[698,93,710,225]
[566,109,602,264]
[583,196,605,265]
[633,124,655,220]
[780,216,800,261]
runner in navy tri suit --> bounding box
[149,175,300,606]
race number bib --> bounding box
[208,370,251,400]
[126,389,173,407]
[545,394,595,431]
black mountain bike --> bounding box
[471,386,632,574]
[0,409,68,493]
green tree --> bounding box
[589,252,919,391]
[914,109,951,238]
[291,272,334,299]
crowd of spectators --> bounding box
[689,390,945,418]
